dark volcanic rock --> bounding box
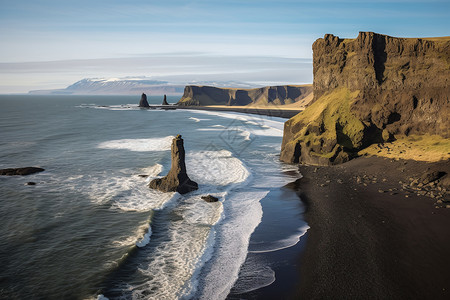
[0,167,45,176]
[281,32,450,165]
[201,195,219,202]
[149,135,198,194]
[419,170,447,185]
[139,93,150,108]
[162,94,169,105]
[25,182,36,186]
[177,85,313,106]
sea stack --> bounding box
[139,93,150,108]
[149,135,198,194]
[162,94,169,105]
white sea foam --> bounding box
[249,225,310,253]
[189,110,285,138]
[130,192,224,299]
[186,150,250,186]
[136,225,152,248]
[189,117,201,122]
[182,194,224,226]
[186,109,286,131]
[229,255,276,294]
[194,190,269,300]
[97,136,174,152]
[94,104,138,111]
[197,127,253,140]
[44,163,175,212]
[139,163,163,178]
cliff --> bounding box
[177,85,313,107]
[281,32,450,165]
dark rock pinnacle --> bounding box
[149,135,198,194]
[139,93,150,108]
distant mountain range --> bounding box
[28,77,256,95]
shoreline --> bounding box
[292,156,450,299]
[179,105,450,298]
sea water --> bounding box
[0,95,307,299]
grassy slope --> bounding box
[285,87,450,162]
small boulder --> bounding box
[25,182,36,186]
[201,195,219,202]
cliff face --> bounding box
[177,85,313,106]
[281,32,450,165]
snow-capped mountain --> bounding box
[28,77,256,95]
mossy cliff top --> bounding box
[281,32,450,165]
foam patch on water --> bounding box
[186,150,250,186]
[193,190,269,300]
[136,225,152,248]
[94,104,138,111]
[139,163,163,178]
[189,117,201,122]
[182,194,224,226]
[112,188,177,212]
[186,110,286,130]
[43,164,175,212]
[129,192,224,299]
[97,136,174,152]
[189,110,284,138]
[230,255,276,294]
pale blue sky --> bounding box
[0,0,449,93]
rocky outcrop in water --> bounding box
[149,135,198,194]
[0,167,45,176]
[280,32,450,165]
[201,195,219,202]
[177,85,313,106]
[162,95,169,105]
[139,93,150,107]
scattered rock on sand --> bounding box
[419,170,446,185]
[0,167,45,176]
[201,195,219,202]
[149,135,198,194]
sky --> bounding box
[0,0,449,93]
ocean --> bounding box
[0,95,308,299]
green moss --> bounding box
[287,87,363,156]
[178,97,192,103]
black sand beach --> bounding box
[293,156,450,299]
